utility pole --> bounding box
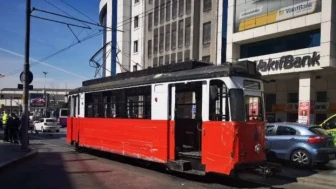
[43,71,48,117]
[22,0,31,151]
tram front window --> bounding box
[245,96,264,121]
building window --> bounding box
[148,13,153,31]
[153,57,158,67]
[160,0,165,23]
[165,24,170,51]
[171,53,176,64]
[204,0,211,11]
[287,93,298,103]
[135,0,139,4]
[149,0,153,4]
[184,50,190,61]
[240,29,321,59]
[133,65,137,71]
[185,17,191,46]
[171,22,177,50]
[203,22,211,45]
[172,0,177,19]
[179,0,184,16]
[166,0,171,21]
[202,55,210,62]
[148,40,152,58]
[159,26,164,52]
[265,94,276,113]
[154,28,158,54]
[154,0,159,26]
[316,91,327,102]
[178,51,183,62]
[134,16,139,28]
[186,0,191,14]
[134,40,138,53]
[159,56,164,66]
[165,54,170,65]
[178,20,184,48]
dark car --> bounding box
[265,122,336,166]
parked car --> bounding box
[34,118,60,133]
[320,114,336,145]
[265,122,336,167]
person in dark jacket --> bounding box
[10,113,20,143]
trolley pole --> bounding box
[22,0,31,151]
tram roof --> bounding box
[69,60,261,95]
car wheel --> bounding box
[291,149,311,167]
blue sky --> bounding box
[0,0,102,89]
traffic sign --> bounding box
[20,71,33,84]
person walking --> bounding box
[2,110,9,142]
[10,113,20,143]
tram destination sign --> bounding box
[256,52,320,72]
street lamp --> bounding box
[43,71,47,116]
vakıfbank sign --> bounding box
[234,0,321,32]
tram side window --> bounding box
[209,80,228,121]
[175,82,202,120]
[124,86,151,119]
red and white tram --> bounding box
[67,61,280,176]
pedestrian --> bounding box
[2,110,9,142]
[10,113,20,143]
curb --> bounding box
[0,147,38,170]
[275,174,336,188]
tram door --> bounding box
[173,81,203,159]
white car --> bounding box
[34,118,60,133]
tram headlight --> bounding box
[255,144,262,154]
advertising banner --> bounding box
[298,101,315,124]
[234,0,321,32]
[249,97,259,120]
[30,93,46,107]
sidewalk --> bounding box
[276,161,336,188]
[0,131,37,170]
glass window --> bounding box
[172,0,177,19]
[165,54,170,65]
[203,22,211,45]
[316,113,327,125]
[276,126,297,136]
[135,0,139,4]
[148,13,153,31]
[148,40,152,58]
[324,116,336,130]
[46,119,56,123]
[309,126,329,136]
[159,26,164,52]
[134,16,139,28]
[171,22,177,49]
[266,125,275,135]
[134,40,138,53]
[159,56,164,66]
[265,94,276,113]
[179,0,184,16]
[153,57,158,67]
[149,0,153,4]
[186,0,191,14]
[177,51,183,62]
[171,53,176,64]
[178,20,184,48]
[240,29,321,59]
[245,96,264,121]
[154,28,158,54]
[316,91,327,102]
[154,0,159,26]
[165,24,170,51]
[184,50,190,61]
[160,0,165,23]
[229,89,245,121]
[202,55,210,62]
[133,65,137,71]
[204,0,212,11]
[185,17,191,46]
[209,80,228,121]
[287,93,298,103]
[166,0,171,21]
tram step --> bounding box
[167,160,192,172]
[178,151,201,159]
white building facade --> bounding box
[226,0,336,124]
[99,0,229,76]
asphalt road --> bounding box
[0,128,333,189]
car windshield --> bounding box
[60,110,68,116]
[309,126,329,136]
[46,119,56,123]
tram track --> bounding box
[30,133,286,189]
